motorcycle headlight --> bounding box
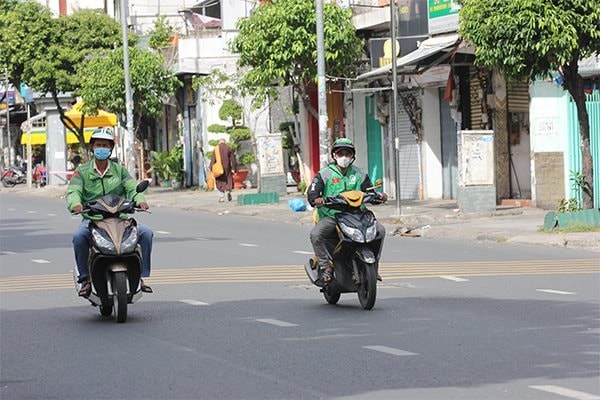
[365,224,377,242]
[339,222,365,243]
[91,228,116,255]
[120,226,139,254]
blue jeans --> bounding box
[73,220,153,282]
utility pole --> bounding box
[316,0,328,169]
[120,0,136,178]
[4,68,12,167]
[390,0,402,216]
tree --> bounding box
[229,0,364,117]
[78,47,180,137]
[148,15,174,51]
[458,0,600,209]
[0,4,125,150]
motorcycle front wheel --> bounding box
[2,176,15,188]
[355,260,377,310]
[112,271,128,323]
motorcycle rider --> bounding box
[307,138,387,284]
[67,128,154,296]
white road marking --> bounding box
[536,289,576,295]
[27,211,36,214]
[256,319,298,327]
[293,251,313,255]
[47,213,56,216]
[180,299,210,306]
[439,275,469,282]
[239,243,258,247]
[156,231,171,235]
[194,237,210,241]
[530,385,600,400]
[8,208,15,211]
[31,259,51,264]
[363,345,418,356]
[1,251,17,255]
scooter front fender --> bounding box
[354,246,376,264]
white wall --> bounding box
[421,88,443,199]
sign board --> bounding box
[458,130,495,186]
[256,132,284,176]
[428,0,460,35]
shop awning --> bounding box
[21,129,94,146]
[356,33,461,81]
[64,101,117,128]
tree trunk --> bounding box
[563,59,594,209]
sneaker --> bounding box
[227,192,232,201]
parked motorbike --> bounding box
[1,166,26,187]
[73,181,150,323]
[304,183,385,310]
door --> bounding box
[366,96,383,183]
[439,87,457,199]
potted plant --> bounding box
[149,145,184,188]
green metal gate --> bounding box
[567,90,600,208]
[366,96,383,183]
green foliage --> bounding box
[229,127,251,143]
[458,0,600,81]
[148,15,173,51]
[207,124,227,133]
[238,152,256,167]
[219,99,243,125]
[557,198,581,213]
[230,0,364,106]
[208,139,220,147]
[149,145,184,182]
[78,46,180,126]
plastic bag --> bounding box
[288,198,307,212]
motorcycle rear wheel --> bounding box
[323,287,341,305]
[356,260,377,310]
[112,271,128,323]
[2,177,15,188]
[99,305,112,316]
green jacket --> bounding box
[307,164,371,221]
[66,160,145,219]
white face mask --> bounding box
[335,156,352,168]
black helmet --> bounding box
[331,138,355,157]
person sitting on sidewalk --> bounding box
[307,138,387,283]
[66,128,154,296]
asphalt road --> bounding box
[1,193,599,400]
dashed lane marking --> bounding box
[156,231,171,235]
[31,259,51,264]
[293,251,313,255]
[1,259,598,292]
[536,289,576,295]
[363,346,418,356]
[256,319,298,327]
[239,243,258,247]
[439,275,469,282]
[180,299,210,306]
[529,385,600,400]
[1,251,17,255]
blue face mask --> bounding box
[93,148,111,161]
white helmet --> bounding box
[90,127,115,143]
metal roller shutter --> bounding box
[396,89,421,200]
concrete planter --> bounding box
[544,208,600,229]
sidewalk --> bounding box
[3,184,600,253]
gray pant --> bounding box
[310,216,385,269]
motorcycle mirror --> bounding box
[136,180,149,193]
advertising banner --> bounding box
[428,0,460,35]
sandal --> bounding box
[78,280,91,297]
[141,279,153,293]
